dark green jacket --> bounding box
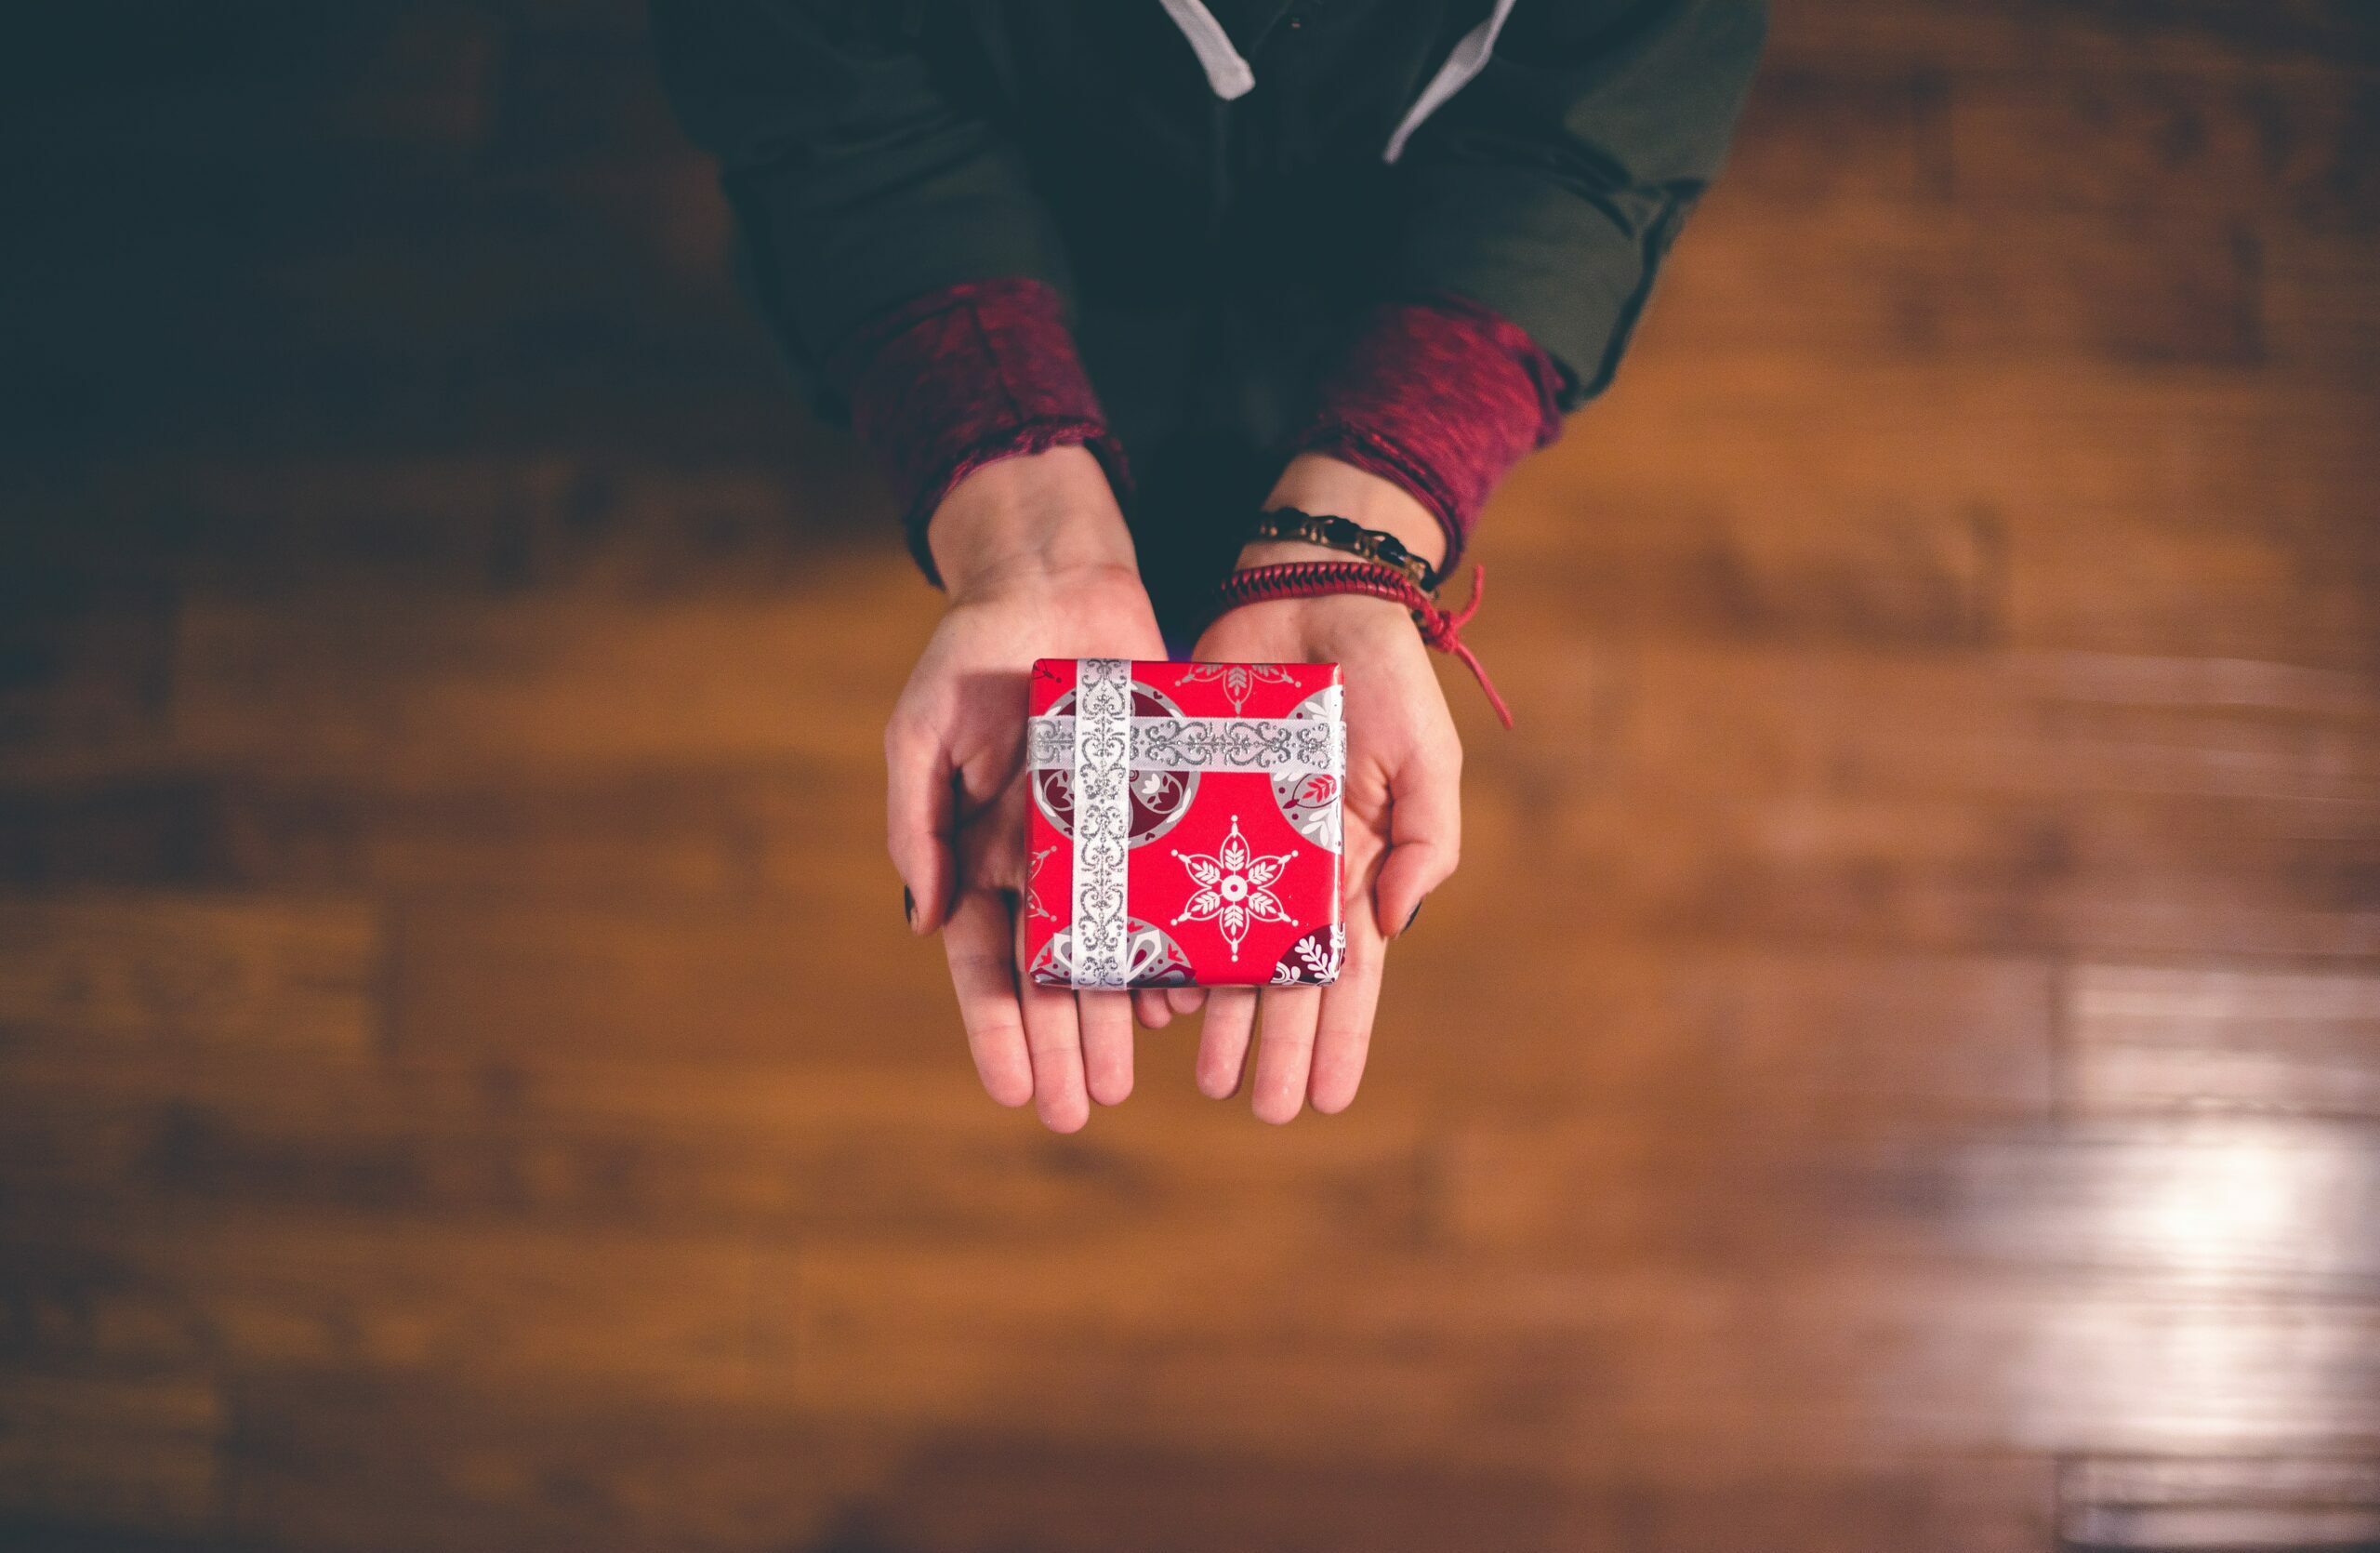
[652,0,1765,412]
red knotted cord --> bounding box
[1212,561,1514,729]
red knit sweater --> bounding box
[829,277,1562,584]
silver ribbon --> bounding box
[1029,715,1344,778]
[1067,658,1135,989]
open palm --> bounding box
[1187,591,1462,1122]
[884,446,1167,1135]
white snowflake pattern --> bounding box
[1180,662,1297,715]
[1170,814,1295,961]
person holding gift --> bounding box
[652,1,1765,1131]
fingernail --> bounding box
[1402,899,1423,936]
[903,886,916,929]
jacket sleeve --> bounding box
[648,0,1077,394]
[1392,0,1766,408]
[1284,295,1563,568]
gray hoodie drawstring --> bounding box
[1157,0,1258,100]
[1157,0,1518,164]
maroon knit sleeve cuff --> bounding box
[1282,293,1565,569]
[829,277,1129,587]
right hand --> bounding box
[885,445,1170,1132]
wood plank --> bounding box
[0,1052,1430,1247]
[228,1374,1572,1553]
[1463,789,2380,957]
[127,447,879,602]
[228,1376,879,1553]
[1429,643,2380,957]
[1528,645,2380,809]
[405,903,2045,1118]
[0,1213,762,1400]
[1488,477,2372,669]
[864,1436,1570,1553]
[0,1374,221,1537]
[214,766,853,904]
[0,1521,236,1553]
[783,1244,2380,1465]
[2263,224,2380,374]
[1510,358,2378,535]
[1555,1455,2054,1553]
[1442,1115,2380,1296]
[1654,195,2262,365]
[222,1374,2059,1553]
[865,1440,2056,1553]
[0,776,228,891]
[1945,70,2380,222]
[0,895,378,1055]
[1768,1,2380,74]
[1725,68,1949,204]
[170,579,929,783]
[2065,963,2380,1118]
[2006,512,2378,670]
[1383,944,2055,1121]
[0,577,174,774]
[390,891,947,1067]
[1482,486,2004,648]
[2061,1456,2380,1550]
[220,1384,2045,1553]
[1416,484,2371,673]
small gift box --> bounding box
[1025,657,1345,989]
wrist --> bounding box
[929,445,1139,601]
[1212,562,1426,643]
[1244,454,1448,575]
[1234,540,1430,585]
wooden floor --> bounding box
[4,3,2377,1549]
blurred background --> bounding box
[2,2,2376,1549]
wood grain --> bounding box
[2063,963,2380,1118]
[0,896,380,1055]
[0,1374,221,1538]
[5,1,2377,1548]
[2060,1456,2380,1550]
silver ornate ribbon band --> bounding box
[1029,714,1345,778]
[1068,659,1136,989]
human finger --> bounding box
[1014,916,1091,1132]
[1078,990,1135,1106]
[1374,744,1461,940]
[884,719,959,934]
[1249,985,1321,1124]
[1308,917,1385,1114]
[1197,986,1258,1099]
[941,887,1033,1107]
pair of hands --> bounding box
[885,447,1463,1130]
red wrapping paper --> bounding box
[1025,658,1346,989]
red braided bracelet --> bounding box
[1213,561,1514,729]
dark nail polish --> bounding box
[1403,900,1423,936]
[903,886,916,928]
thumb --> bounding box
[885,721,959,935]
[1373,749,1461,939]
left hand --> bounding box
[1174,456,1464,1122]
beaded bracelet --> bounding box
[1212,559,1513,729]
[1248,508,1442,591]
